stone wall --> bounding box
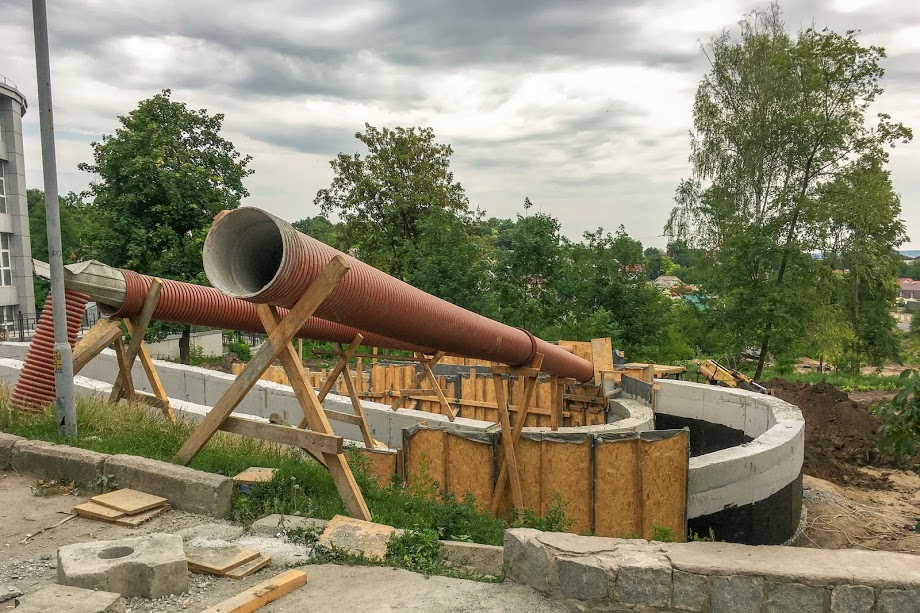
[504,528,920,612]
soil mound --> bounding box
[764,379,896,489]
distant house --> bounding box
[652,275,683,291]
[899,278,920,299]
[903,256,916,265]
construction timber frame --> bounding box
[71,278,175,422]
[490,352,545,514]
[174,256,371,521]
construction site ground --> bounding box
[766,379,920,555]
[0,472,557,612]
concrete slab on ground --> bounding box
[316,514,399,561]
[14,584,124,613]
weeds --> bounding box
[32,479,79,496]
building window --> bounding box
[0,233,11,286]
[0,305,12,326]
[0,161,6,214]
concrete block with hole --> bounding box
[57,533,188,598]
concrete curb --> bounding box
[440,540,504,577]
[11,439,107,488]
[504,528,920,613]
[1,435,233,518]
[103,454,234,517]
[0,431,24,470]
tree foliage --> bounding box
[666,3,911,376]
[315,124,470,281]
[79,89,252,361]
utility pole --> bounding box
[32,0,76,436]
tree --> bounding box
[821,157,905,370]
[292,215,342,248]
[666,4,911,377]
[28,188,90,309]
[315,124,471,281]
[79,90,253,363]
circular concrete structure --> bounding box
[654,380,805,545]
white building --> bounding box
[0,76,37,325]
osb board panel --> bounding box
[541,439,592,534]
[404,428,447,492]
[591,337,614,381]
[640,432,688,542]
[494,436,542,518]
[357,448,398,486]
[559,340,593,364]
[594,439,641,538]
[444,435,493,508]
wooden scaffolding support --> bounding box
[489,353,545,514]
[396,351,454,419]
[71,279,175,422]
[174,256,371,521]
[307,333,383,450]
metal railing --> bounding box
[0,75,18,90]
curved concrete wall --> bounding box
[655,380,805,545]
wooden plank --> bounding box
[640,432,689,542]
[490,354,544,511]
[187,547,261,575]
[444,434,492,505]
[224,555,272,579]
[91,489,168,514]
[491,373,523,513]
[324,410,364,426]
[72,318,122,374]
[110,504,171,527]
[127,319,175,422]
[110,279,162,402]
[491,364,540,377]
[316,334,364,402]
[220,416,343,456]
[258,304,371,521]
[590,338,614,382]
[199,569,307,613]
[134,391,169,410]
[112,338,136,402]
[174,257,348,465]
[233,467,277,485]
[594,437,641,538]
[72,501,126,521]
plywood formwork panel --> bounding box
[640,432,689,540]
[541,437,593,534]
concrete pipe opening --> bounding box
[203,208,284,298]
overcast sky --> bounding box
[0,0,917,249]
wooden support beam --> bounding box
[110,279,162,402]
[491,371,523,512]
[200,569,307,613]
[219,416,343,456]
[174,257,349,465]
[418,352,454,419]
[112,337,136,402]
[126,319,175,422]
[324,410,364,426]
[72,319,122,374]
[490,354,544,515]
[340,356,375,448]
[258,303,371,521]
[316,334,363,401]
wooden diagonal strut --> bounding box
[489,353,545,515]
[397,351,454,419]
[110,279,162,403]
[174,257,350,466]
[306,333,380,449]
[258,304,371,521]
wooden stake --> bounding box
[492,370,523,511]
[489,354,544,515]
[174,257,349,465]
[110,279,162,403]
[258,304,371,521]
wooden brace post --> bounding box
[110,279,162,403]
[489,353,545,515]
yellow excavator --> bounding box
[698,360,769,394]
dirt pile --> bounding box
[764,379,897,488]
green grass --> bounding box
[0,385,564,549]
[758,369,903,392]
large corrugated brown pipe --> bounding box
[203,207,595,382]
[110,269,432,354]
